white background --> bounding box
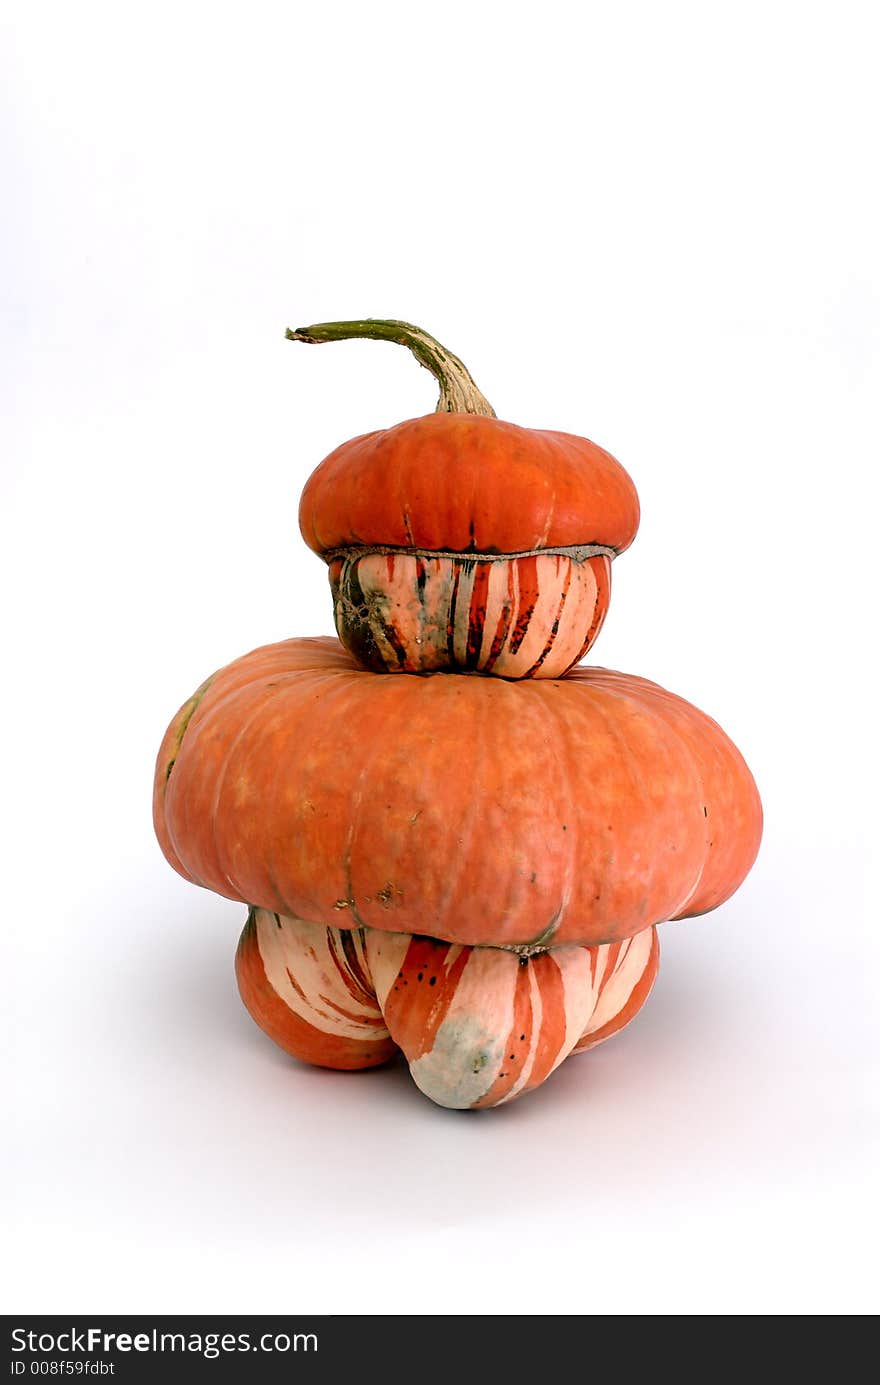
[2,0,877,1316]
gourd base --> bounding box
[236,909,659,1109]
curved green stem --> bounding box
[285,318,496,418]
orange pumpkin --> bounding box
[154,636,761,1108]
[290,320,639,678]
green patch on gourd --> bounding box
[163,675,216,783]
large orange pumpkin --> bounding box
[154,636,761,1108]
[290,320,639,678]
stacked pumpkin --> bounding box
[153,319,762,1110]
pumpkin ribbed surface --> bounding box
[154,636,761,950]
[299,414,639,558]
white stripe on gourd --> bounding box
[493,947,597,1106]
[336,552,608,677]
[253,908,389,1042]
[574,928,655,1051]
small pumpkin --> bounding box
[290,320,639,678]
[154,636,761,1107]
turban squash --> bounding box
[153,636,761,1109]
[290,320,639,679]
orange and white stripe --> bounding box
[237,911,659,1107]
[365,932,596,1108]
[328,548,612,678]
[574,926,660,1052]
[235,909,396,1070]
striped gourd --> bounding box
[328,548,611,678]
[291,320,639,679]
[236,910,659,1109]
